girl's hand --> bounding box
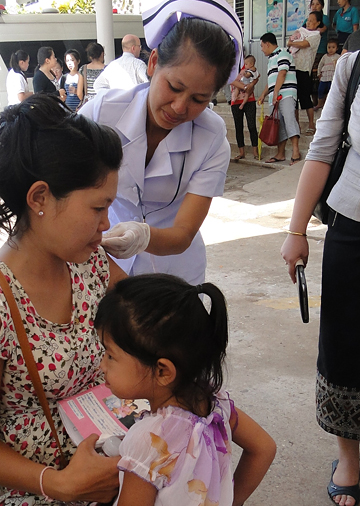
[46,434,119,503]
[280,234,309,283]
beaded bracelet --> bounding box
[286,230,307,237]
[39,466,56,502]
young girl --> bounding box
[95,273,276,506]
[64,48,81,111]
[315,38,340,111]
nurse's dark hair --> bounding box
[157,17,236,92]
[10,50,29,75]
[94,273,229,416]
[0,94,122,236]
[310,0,324,8]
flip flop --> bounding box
[230,155,245,162]
[305,128,316,136]
[265,157,285,164]
[290,156,301,165]
[327,460,360,506]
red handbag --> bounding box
[259,100,280,146]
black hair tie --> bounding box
[196,284,203,294]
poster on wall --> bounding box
[287,0,307,33]
[266,0,283,34]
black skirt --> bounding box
[316,210,360,439]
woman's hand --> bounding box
[46,434,119,503]
[281,234,309,284]
[59,88,66,102]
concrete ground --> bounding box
[200,155,335,505]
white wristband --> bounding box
[39,466,56,502]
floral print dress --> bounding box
[117,391,237,506]
[0,248,110,506]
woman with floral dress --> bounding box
[0,94,127,506]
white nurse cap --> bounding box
[142,0,243,83]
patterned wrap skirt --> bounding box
[316,209,360,440]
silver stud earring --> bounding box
[38,211,44,216]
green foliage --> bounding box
[52,0,95,14]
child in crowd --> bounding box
[52,58,65,91]
[232,55,259,109]
[95,273,276,506]
[315,38,340,111]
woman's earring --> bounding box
[38,211,44,216]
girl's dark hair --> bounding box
[10,50,29,75]
[64,49,81,64]
[309,10,324,27]
[328,37,339,47]
[310,0,324,8]
[0,94,122,236]
[86,42,104,61]
[95,273,229,415]
[157,17,236,93]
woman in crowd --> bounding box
[33,47,66,102]
[333,0,359,52]
[64,49,81,111]
[6,50,33,106]
[230,55,259,162]
[77,42,106,104]
[82,0,242,285]
[281,50,360,506]
[0,94,127,505]
[288,11,322,135]
[303,0,330,107]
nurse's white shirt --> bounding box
[6,69,29,105]
[81,84,230,284]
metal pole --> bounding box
[95,0,115,64]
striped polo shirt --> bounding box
[267,47,297,103]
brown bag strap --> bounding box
[0,270,67,468]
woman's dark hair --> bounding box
[260,32,277,45]
[86,42,104,61]
[64,49,81,64]
[157,17,236,93]
[309,10,324,27]
[95,273,229,416]
[37,46,54,66]
[10,50,29,75]
[310,0,324,8]
[0,94,122,236]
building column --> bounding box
[95,0,115,64]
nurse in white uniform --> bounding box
[81,0,243,284]
[6,50,33,106]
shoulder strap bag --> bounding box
[313,51,360,224]
[0,270,68,469]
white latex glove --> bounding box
[101,221,151,259]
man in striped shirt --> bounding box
[259,32,301,165]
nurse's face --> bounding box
[146,49,217,131]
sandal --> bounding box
[265,157,285,164]
[328,460,360,506]
[290,156,301,165]
[230,155,245,162]
[305,128,316,136]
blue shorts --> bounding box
[318,81,332,99]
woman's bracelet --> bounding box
[39,466,56,502]
[286,230,307,237]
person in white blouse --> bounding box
[81,0,243,285]
[93,34,148,93]
[282,51,360,506]
[6,50,33,105]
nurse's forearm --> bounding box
[145,225,195,255]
